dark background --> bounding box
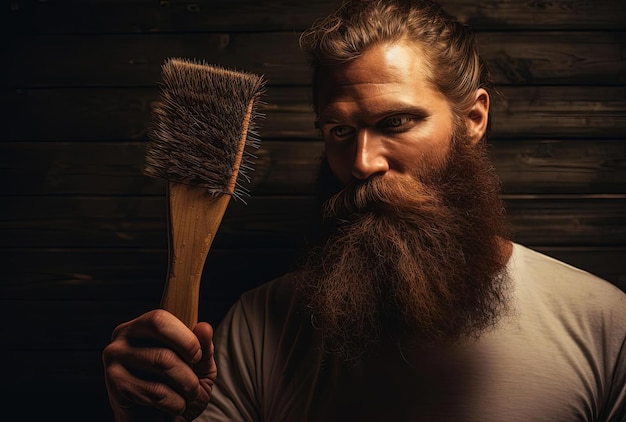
[2,0,625,420]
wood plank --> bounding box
[4,86,626,141]
[489,86,626,139]
[0,248,301,300]
[6,33,308,87]
[2,196,625,249]
[478,32,626,85]
[489,139,626,194]
[2,139,625,195]
[0,299,158,351]
[3,86,316,141]
[503,195,626,246]
[6,31,625,88]
[442,0,626,30]
[7,0,625,34]
[6,0,338,34]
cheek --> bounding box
[392,133,452,177]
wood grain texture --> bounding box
[0,248,300,302]
[6,32,625,88]
[160,184,233,328]
[4,86,626,141]
[2,1,626,419]
[2,195,625,249]
[2,139,625,195]
[7,0,625,34]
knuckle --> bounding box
[103,363,125,387]
[151,348,179,371]
[110,320,129,340]
[101,340,124,365]
[145,309,171,329]
[146,382,168,402]
[181,336,200,360]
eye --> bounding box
[381,115,420,132]
[328,125,355,139]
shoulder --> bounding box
[510,243,626,307]
[238,272,301,317]
[508,243,626,341]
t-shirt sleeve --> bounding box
[196,300,262,422]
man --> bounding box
[102,0,626,420]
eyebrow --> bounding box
[318,103,430,124]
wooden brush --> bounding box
[144,57,265,328]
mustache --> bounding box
[322,175,443,221]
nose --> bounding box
[352,129,389,180]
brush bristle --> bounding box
[144,58,266,201]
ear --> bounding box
[466,88,490,145]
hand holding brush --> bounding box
[103,58,265,421]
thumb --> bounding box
[181,322,217,421]
[192,322,217,386]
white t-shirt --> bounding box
[199,243,626,421]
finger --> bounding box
[115,310,203,365]
[192,322,217,381]
[106,359,187,417]
[178,323,216,420]
[105,341,210,421]
[110,338,209,409]
[107,349,210,420]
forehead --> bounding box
[316,42,445,117]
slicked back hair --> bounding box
[300,0,494,137]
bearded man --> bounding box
[102,1,626,420]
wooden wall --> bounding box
[2,0,625,419]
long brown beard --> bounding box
[295,133,511,362]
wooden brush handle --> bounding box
[160,181,232,328]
